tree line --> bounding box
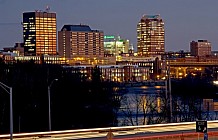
[0,59,123,134]
[1,58,218,134]
[118,72,218,126]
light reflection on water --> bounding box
[117,86,166,126]
[117,85,218,126]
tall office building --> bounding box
[137,15,165,57]
[190,40,211,57]
[23,11,57,56]
[58,25,104,59]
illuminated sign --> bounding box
[104,35,115,39]
[196,120,207,133]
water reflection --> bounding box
[117,85,218,126]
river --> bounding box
[117,85,218,126]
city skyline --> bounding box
[0,0,218,52]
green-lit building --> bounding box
[104,35,131,56]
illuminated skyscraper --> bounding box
[137,15,165,57]
[23,11,57,56]
[58,25,104,59]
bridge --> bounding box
[167,61,218,78]
[170,61,218,67]
[1,120,218,140]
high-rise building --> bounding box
[58,24,104,59]
[190,40,211,56]
[137,15,165,57]
[23,11,57,56]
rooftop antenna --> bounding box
[45,5,50,13]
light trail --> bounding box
[1,120,218,140]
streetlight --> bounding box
[48,79,58,131]
[0,81,13,140]
[165,54,173,123]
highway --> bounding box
[1,120,218,140]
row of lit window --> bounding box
[141,39,164,41]
[36,43,56,45]
[71,32,102,35]
[71,33,101,36]
[36,39,56,41]
[71,39,102,41]
[138,24,164,26]
[25,44,35,46]
[23,22,34,25]
[24,29,55,33]
[36,39,56,42]
[15,56,65,61]
[36,37,56,42]
[36,34,56,36]
[36,31,56,34]
[23,29,35,32]
[71,41,102,43]
[105,72,144,77]
[71,43,102,45]
[36,41,56,43]
[139,22,164,26]
[71,52,102,54]
[140,33,164,35]
[35,36,56,39]
[71,37,101,39]
[35,17,56,19]
[36,46,56,49]
[23,35,35,37]
[138,31,164,33]
[36,25,56,28]
[71,49,102,52]
[138,29,164,32]
[71,35,102,38]
[35,22,56,25]
[24,25,55,29]
[25,39,35,42]
[36,50,57,52]
[35,20,56,23]
[35,37,56,39]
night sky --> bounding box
[0,0,218,52]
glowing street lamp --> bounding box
[48,79,58,131]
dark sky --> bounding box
[0,0,218,51]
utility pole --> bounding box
[165,55,173,123]
[168,60,173,123]
[0,82,13,140]
[48,79,58,131]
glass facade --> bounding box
[23,11,57,56]
[137,15,165,57]
[104,35,130,56]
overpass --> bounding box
[168,61,218,78]
[1,120,218,140]
[170,61,218,67]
